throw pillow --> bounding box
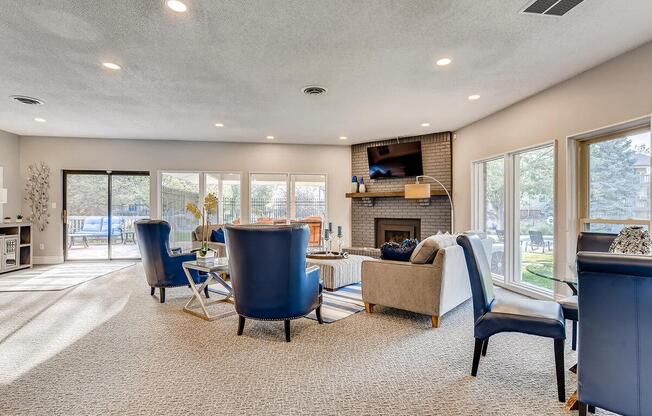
[210,228,226,244]
[410,233,457,264]
[381,239,419,262]
[609,226,651,255]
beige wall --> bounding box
[0,129,21,219]
[453,40,652,279]
[19,136,351,263]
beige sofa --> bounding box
[362,234,491,328]
[191,224,227,257]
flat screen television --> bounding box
[367,142,423,179]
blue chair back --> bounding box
[225,224,320,320]
[577,251,652,415]
[576,231,616,252]
[135,219,202,287]
[456,234,495,321]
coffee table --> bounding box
[182,259,233,321]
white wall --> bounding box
[453,40,652,281]
[0,129,21,219]
[19,136,351,263]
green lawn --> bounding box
[520,251,554,291]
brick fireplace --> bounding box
[350,132,452,248]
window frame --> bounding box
[472,141,557,300]
[248,172,328,223]
[577,125,652,232]
[157,170,244,225]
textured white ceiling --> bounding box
[1,0,651,145]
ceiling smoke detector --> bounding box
[10,95,44,105]
[302,85,328,96]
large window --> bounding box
[579,126,651,233]
[249,173,326,223]
[473,143,555,296]
[160,172,241,249]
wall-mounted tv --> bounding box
[367,142,423,179]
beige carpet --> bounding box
[0,264,615,415]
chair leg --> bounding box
[150,287,155,296]
[316,305,324,324]
[578,401,588,416]
[204,286,209,298]
[554,338,566,403]
[471,338,483,376]
[237,315,245,336]
[588,405,595,413]
[481,338,489,356]
[364,302,374,313]
[572,320,577,351]
[284,320,291,342]
[159,287,166,303]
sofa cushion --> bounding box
[210,228,226,243]
[381,239,419,262]
[410,233,457,264]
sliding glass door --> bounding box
[64,171,150,261]
[473,143,555,297]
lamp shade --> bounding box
[404,183,430,199]
[0,188,7,204]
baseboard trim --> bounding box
[33,256,65,265]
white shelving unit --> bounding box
[0,222,32,274]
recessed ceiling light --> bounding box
[214,123,224,127]
[421,123,430,127]
[266,136,274,140]
[436,58,452,66]
[339,136,348,140]
[166,0,188,12]
[102,62,121,70]
[34,117,46,123]
[468,94,481,101]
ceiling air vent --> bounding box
[10,95,44,105]
[521,0,585,16]
[302,85,328,96]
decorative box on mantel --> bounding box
[349,132,453,248]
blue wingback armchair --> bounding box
[135,220,208,303]
[577,236,652,415]
[225,224,322,342]
[457,234,566,403]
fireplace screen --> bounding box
[375,218,421,247]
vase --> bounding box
[196,250,215,265]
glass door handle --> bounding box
[63,210,68,224]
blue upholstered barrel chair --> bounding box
[135,220,209,303]
[576,237,652,416]
[457,234,567,403]
[224,224,323,342]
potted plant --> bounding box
[186,193,218,264]
[16,214,23,223]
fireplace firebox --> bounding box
[375,218,421,248]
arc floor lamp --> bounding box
[404,175,454,233]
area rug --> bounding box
[0,262,134,292]
[209,283,365,323]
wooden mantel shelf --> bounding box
[345,190,447,199]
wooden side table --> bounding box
[182,259,233,321]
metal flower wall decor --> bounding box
[25,162,51,231]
